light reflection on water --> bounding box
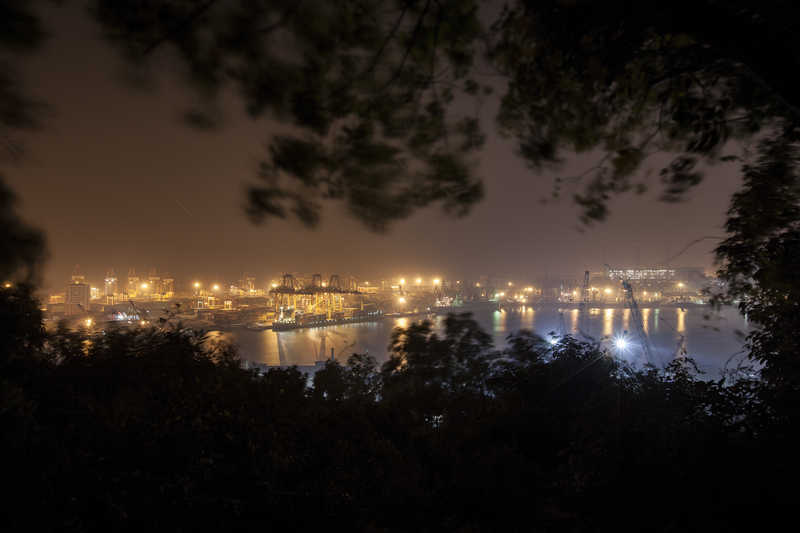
[221,306,747,376]
[603,309,613,337]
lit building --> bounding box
[147,269,160,300]
[607,268,676,281]
[127,268,139,298]
[65,281,90,316]
[161,277,175,298]
[240,276,255,295]
[104,269,118,298]
[358,284,378,294]
[49,293,65,304]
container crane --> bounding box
[128,300,150,326]
[621,279,655,365]
[580,270,590,309]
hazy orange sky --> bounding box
[4,4,740,291]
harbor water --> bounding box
[215,305,749,376]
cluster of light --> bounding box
[212,284,220,291]
[524,286,534,292]
[397,296,406,304]
[2,282,11,289]
[140,282,149,290]
[193,282,201,288]
[433,278,441,285]
[271,283,278,288]
[508,282,513,287]
[604,287,612,294]
[614,336,629,351]
[84,318,93,327]
[608,268,676,281]
[399,278,406,285]
[415,277,422,285]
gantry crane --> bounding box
[270,273,362,321]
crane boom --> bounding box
[605,263,654,365]
[581,270,590,308]
[621,280,655,365]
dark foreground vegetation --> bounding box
[2,285,796,532]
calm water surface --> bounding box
[218,306,748,375]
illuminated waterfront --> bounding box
[221,305,747,376]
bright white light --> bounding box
[433,278,441,285]
[398,296,406,304]
[614,337,629,350]
[548,337,558,345]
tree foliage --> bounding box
[82,1,800,225]
[0,0,47,282]
[92,0,487,231]
[715,135,800,391]
[1,303,791,531]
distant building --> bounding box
[49,293,65,304]
[127,268,139,298]
[161,277,175,298]
[147,269,160,300]
[358,284,378,294]
[65,281,90,316]
[104,269,118,298]
[607,268,676,281]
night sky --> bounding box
[5,5,740,291]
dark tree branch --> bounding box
[258,1,305,35]
[363,3,409,76]
[142,0,220,56]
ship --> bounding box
[272,310,384,331]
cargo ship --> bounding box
[272,310,383,331]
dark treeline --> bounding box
[2,284,795,532]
